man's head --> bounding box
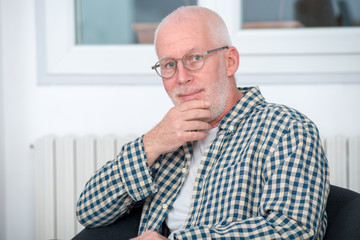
[154,6,232,49]
[154,6,241,126]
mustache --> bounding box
[171,86,204,96]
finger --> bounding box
[182,120,212,132]
[169,126,208,143]
[183,130,208,142]
[171,118,211,132]
[176,100,210,112]
[182,108,212,121]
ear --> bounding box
[225,46,239,77]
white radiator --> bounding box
[34,135,135,240]
[323,136,360,191]
[34,135,360,240]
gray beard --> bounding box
[169,60,230,123]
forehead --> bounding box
[155,16,212,59]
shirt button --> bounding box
[229,126,234,131]
[182,168,187,174]
[162,204,168,209]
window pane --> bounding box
[75,0,197,45]
[241,0,360,29]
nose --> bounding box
[175,60,192,84]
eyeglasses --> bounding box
[151,46,229,79]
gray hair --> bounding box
[154,6,232,47]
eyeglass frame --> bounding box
[151,46,229,79]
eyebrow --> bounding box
[159,46,201,60]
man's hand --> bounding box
[143,100,212,166]
[130,230,168,240]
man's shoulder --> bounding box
[252,101,317,130]
[237,87,311,124]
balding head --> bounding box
[154,6,231,52]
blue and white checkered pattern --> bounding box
[76,87,330,239]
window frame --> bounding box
[36,0,360,85]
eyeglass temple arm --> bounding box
[206,46,229,54]
[151,63,159,70]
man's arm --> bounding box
[76,137,158,228]
[76,100,212,228]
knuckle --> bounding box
[173,122,182,130]
[175,131,183,140]
[170,106,180,115]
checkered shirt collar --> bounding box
[218,86,265,133]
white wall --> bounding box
[0,0,6,239]
[1,0,360,240]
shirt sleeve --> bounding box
[173,121,330,240]
[76,136,159,228]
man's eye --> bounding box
[163,61,176,69]
[191,55,202,62]
[186,54,202,64]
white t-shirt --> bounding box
[166,127,218,239]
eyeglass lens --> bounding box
[158,51,205,78]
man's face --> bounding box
[156,18,230,122]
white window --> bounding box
[37,0,360,84]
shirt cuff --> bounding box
[118,137,158,201]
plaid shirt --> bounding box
[76,87,330,239]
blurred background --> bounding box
[0,0,359,239]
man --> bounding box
[76,6,329,240]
